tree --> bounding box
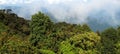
[59,32,101,54]
[30,12,53,48]
[115,27,120,54]
[81,24,91,32]
[6,9,12,14]
[101,27,117,54]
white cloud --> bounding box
[1,0,120,25]
[47,0,60,4]
[46,0,73,4]
[0,0,34,5]
[83,0,88,2]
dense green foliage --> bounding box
[58,32,101,54]
[101,27,120,54]
[0,9,120,54]
[0,9,30,36]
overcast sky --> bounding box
[0,0,120,25]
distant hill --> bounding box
[0,9,30,36]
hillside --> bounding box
[0,9,120,54]
[0,9,30,36]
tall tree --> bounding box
[101,27,117,54]
[30,12,53,48]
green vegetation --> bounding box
[59,32,101,54]
[0,9,120,54]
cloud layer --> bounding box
[0,0,120,26]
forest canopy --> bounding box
[0,9,120,54]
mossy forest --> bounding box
[0,9,120,54]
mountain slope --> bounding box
[0,9,30,36]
